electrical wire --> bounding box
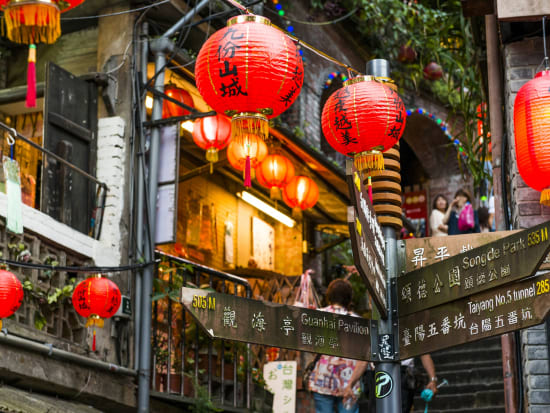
[61,0,171,20]
[265,5,358,26]
[0,258,157,273]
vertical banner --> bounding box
[403,190,428,237]
[263,361,297,413]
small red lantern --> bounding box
[398,45,416,63]
[514,70,550,205]
[0,0,85,107]
[321,76,406,172]
[0,269,23,330]
[226,134,268,187]
[72,275,121,351]
[283,175,319,218]
[423,62,443,80]
[256,154,295,199]
[162,85,194,118]
[195,15,303,146]
[192,114,232,171]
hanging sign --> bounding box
[398,221,550,316]
[346,160,387,318]
[181,287,373,361]
[399,272,550,359]
[263,361,297,413]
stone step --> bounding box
[412,407,505,413]
[430,359,503,375]
[430,348,503,366]
[431,381,503,395]
[411,389,505,411]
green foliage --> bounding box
[184,372,222,413]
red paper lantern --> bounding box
[514,70,550,205]
[256,154,295,199]
[162,85,194,118]
[192,114,232,167]
[227,135,268,186]
[321,76,406,172]
[283,175,319,217]
[195,15,303,145]
[72,275,121,327]
[397,45,416,63]
[423,62,443,80]
[0,0,85,107]
[0,269,23,330]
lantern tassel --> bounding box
[92,328,96,352]
[368,176,373,204]
[206,148,219,174]
[26,44,36,108]
[354,151,384,172]
[292,207,303,220]
[541,189,550,206]
[270,187,281,200]
[244,155,252,187]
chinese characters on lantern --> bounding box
[217,27,247,98]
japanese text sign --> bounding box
[263,361,296,413]
[398,221,550,316]
[399,272,550,358]
[181,287,372,361]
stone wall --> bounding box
[504,35,550,412]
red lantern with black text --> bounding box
[283,175,319,218]
[0,0,85,107]
[227,135,268,186]
[72,275,121,351]
[162,85,194,118]
[514,70,550,205]
[321,76,406,172]
[256,154,295,199]
[195,15,303,146]
[192,114,232,171]
[0,269,23,330]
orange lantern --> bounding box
[192,114,232,171]
[72,275,121,351]
[283,175,319,218]
[0,0,85,107]
[195,15,303,145]
[514,70,550,205]
[0,269,23,330]
[321,76,406,172]
[226,134,268,187]
[256,154,295,200]
[162,85,194,118]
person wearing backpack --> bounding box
[443,188,480,235]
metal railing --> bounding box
[152,251,256,410]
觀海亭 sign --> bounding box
[181,287,373,361]
[399,272,550,359]
[346,161,387,318]
[398,221,550,316]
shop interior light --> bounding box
[145,95,153,110]
[237,191,295,228]
[181,120,194,133]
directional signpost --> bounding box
[346,162,387,318]
[180,287,373,361]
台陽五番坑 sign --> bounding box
[398,221,550,316]
[181,287,373,361]
[399,272,550,358]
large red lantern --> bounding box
[195,15,303,145]
[227,135,268,186]
[192,113,232,170]
[514,70,550,205]
[283,175,319,218]
[72,275,121,350]
[0,269,23,330]
[321,76,406,172]
[162,85,194,118]
[256,154,295,200]
[0,0,85,107]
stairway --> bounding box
[412,337,505,413]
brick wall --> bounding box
[504,36,550,412]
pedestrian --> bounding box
[429,194,449,237]
[308,278,364,413]
[443,188,480,235]
[478,206,491,233]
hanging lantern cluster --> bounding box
[513,70,550,205]
[162,85,195,118]
[192,113,232,172]
[256,153,295,199]
[195,14,303,146]
[72,275,121,351]
[321,76,407,172]
[0,0,85,107]
[0,269,23,330]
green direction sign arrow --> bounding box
[398,221,550,316]
[181,287,373,361]
[399,272,550,359]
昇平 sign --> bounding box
[181,287,373,361]
[399,272,550,359]
[398,221,550,316]
[346,161,387,318]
